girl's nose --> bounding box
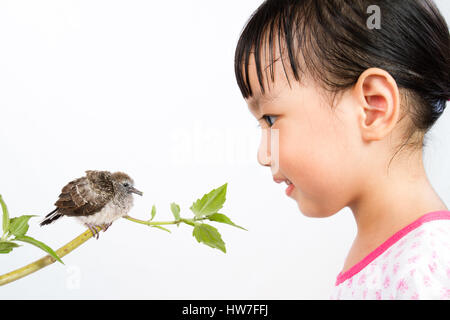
[257,128,272,167]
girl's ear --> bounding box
[353,68,400,142]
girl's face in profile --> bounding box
[245,54,368,218]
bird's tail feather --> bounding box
[40,208,62,226]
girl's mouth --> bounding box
[273,177,294,196]
[286,180,294,196]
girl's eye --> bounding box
[262,115,277,127]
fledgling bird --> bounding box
[40,170,143,239]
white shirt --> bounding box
[330,210,450,300]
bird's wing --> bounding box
[85,170,115,194]
[54,175,113,217]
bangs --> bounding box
[234,0,374,100]
[234,0,316,99]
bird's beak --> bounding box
[130,187,143,196]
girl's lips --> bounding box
[273,177,294,196]
[286,184,295,196]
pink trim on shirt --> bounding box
[335,210,450,286]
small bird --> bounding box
[40,170,143,239]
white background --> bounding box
[1,0,449,299]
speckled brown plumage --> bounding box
[40,170,143,238]
[53,171,114,217]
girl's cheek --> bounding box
[282,126,359,215]
[280,129,341,192]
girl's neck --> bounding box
[343,153,448,273]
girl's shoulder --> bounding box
[387,218,450,299]
[331,211,450,299]
[395,214,450,256]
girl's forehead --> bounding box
[245,52,296,104]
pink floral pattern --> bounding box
[330,211,450,300]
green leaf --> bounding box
[0,194,10,235]
[192,223,226,253]
[151,225,171,233]
[0,240,20,254]
[15,235,64,264]
[9,215,37,237]
[170,202,180,220]
[189,183,227,218]
[207,213,247,231]
[150,205,157,221]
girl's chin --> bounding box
[295,198,341,218]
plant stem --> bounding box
[0,215,208,286]
[124,215,180,226]
[123,215,206,227]
[0,227,100,286]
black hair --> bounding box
[235,0,449,151]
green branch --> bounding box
[0,227,100,286]
[123,215,208,227]
[0,182,246,286]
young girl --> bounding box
[234,0,450,299]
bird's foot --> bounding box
[86,224,100,240]
[86,223,112,239]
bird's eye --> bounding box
[123,182,130,187]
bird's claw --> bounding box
[86,224,100,239]
[86,223,112,239]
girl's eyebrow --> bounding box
[247,96,261,110]
[248,94,270,109]
[248,102,260,115]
